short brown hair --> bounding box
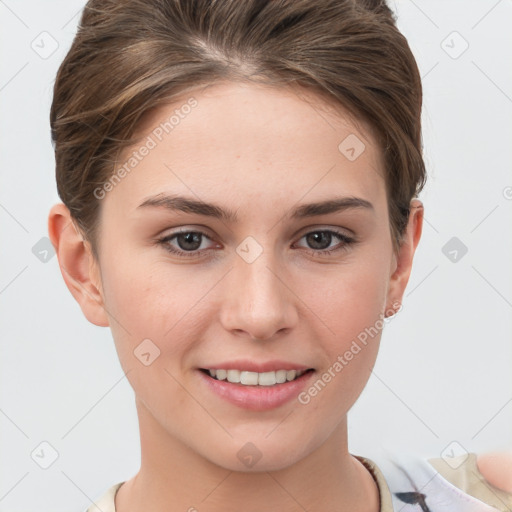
[50,0,426,258]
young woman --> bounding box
[47,0,512,510]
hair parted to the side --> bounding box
[50,0,426,259]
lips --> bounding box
[198,359,312,373]
[196,359,315,410]
[197,367,315,411]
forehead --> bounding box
[110,80,386,214]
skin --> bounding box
[476,451,512,493]
[49,80,425,511]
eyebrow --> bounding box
[136,194,374,222]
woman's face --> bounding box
[86,81,416,471]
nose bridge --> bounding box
[236,235,283,307]
[222,234,295,339]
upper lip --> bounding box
[199,359,313,373]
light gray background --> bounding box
[1,1,511,511]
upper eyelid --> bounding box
[162,224,353,238]
[162,225,351,237]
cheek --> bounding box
[98,256,204,416]
[98,254,201,363]
[300,256,390,347]
[295,252,390,405]
[296,270,387,423]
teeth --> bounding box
[227,369,241,383]
[206,368,307,385]
[240,371,259,385]
[257,371,276,386]
[275,370,287,383]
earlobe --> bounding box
[385,199,424,314]
[47,203,110,327]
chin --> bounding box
[200,434,311,473]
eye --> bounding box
[156,228,356,259]
[294,229,356,257]
[156,229,218,259]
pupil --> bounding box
[307,231,331,249]
[179,232,201,251]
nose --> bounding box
[219,244,298,341]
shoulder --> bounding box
[362,450,512,512]
[475,451,512,493]
[85,481,124,512]
[426,451,512,512]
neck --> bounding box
[115,399,380,512]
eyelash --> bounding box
[155,228,357,259]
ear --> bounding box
[47,203,109,327]
[385,199,424,314]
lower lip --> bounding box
[197,369,315,411]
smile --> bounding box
[197,367,315,411]
[201,368,312,386]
